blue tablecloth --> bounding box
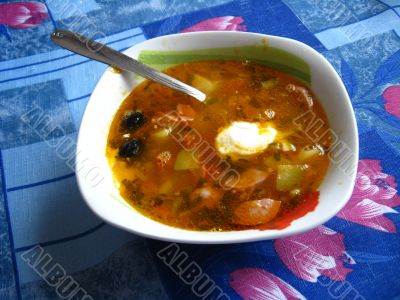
[1,1,399,299]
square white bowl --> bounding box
[76,31,358,244]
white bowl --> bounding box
[76,31,358,244]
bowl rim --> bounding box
[76,31,359,244]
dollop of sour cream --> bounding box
[216,121,277,157]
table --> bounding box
[0,0,399,299]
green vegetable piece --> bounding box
[152,128,170,139]
[281,140,296,152]
[191,74,217,94]
[276,164,304,191]
[261,78,278,89]
[174,150,198,170]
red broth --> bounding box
[106,60,331,231]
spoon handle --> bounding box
[51,30,206,102]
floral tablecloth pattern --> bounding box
[0,0,399,299]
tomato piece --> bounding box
[177,104,197,121]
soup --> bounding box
[106,60,331,231]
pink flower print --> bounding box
[337,160,400,233]
[181,16,247,32]
[0,2,48,29]
[383,85,400,118]
[274,226,354,282]
[230,268,306,300]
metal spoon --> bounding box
[51,30,206,102]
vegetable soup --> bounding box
[106,60,331,231]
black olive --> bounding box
[122,111,145,130]
[118,139,143,158]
